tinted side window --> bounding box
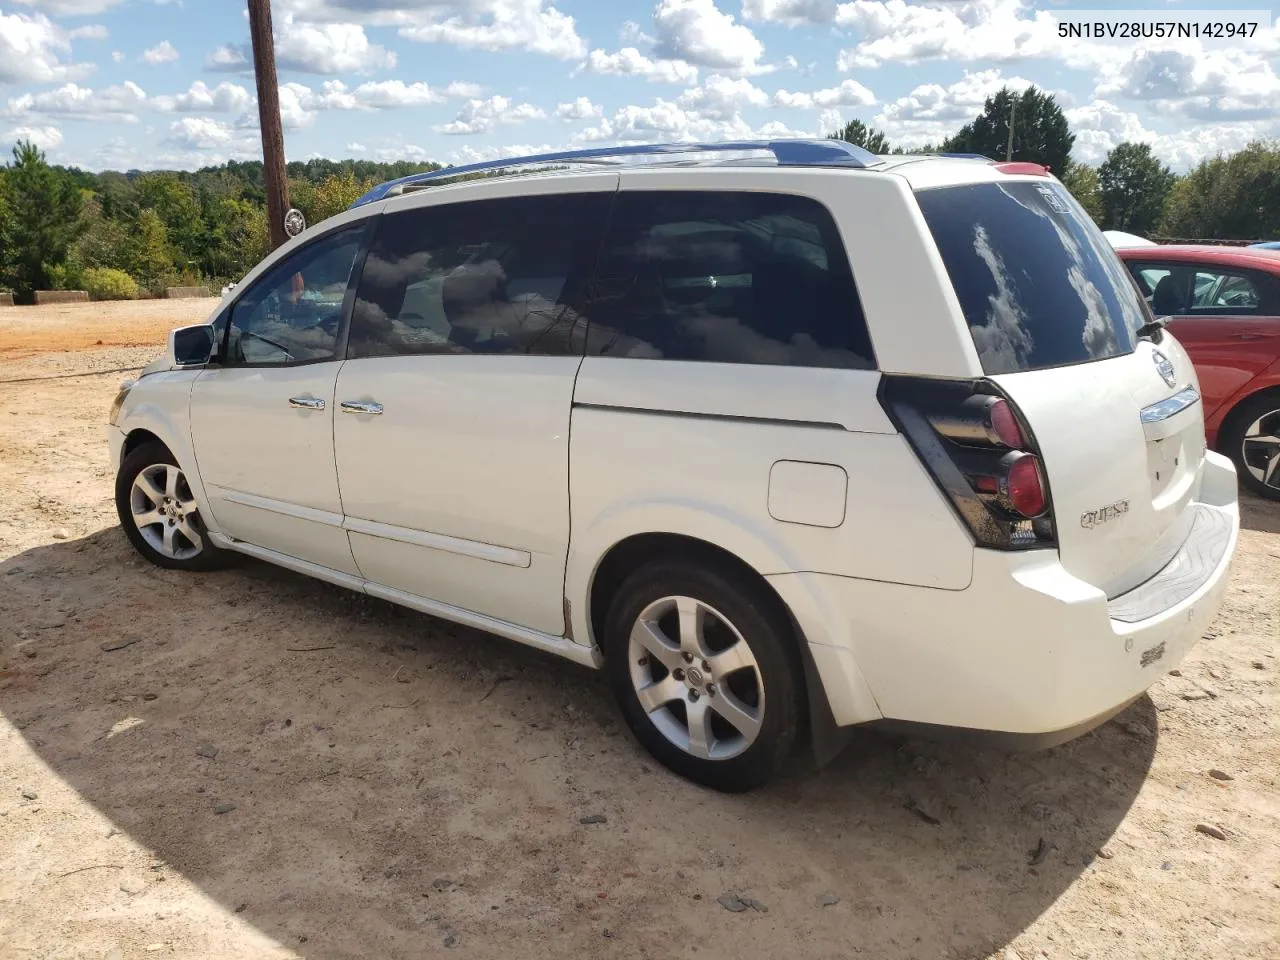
[226,225,364,365]
[347,193,609,359]
[584,191,874,369]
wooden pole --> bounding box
[248,0,290,250]
[1006,94,1017,162]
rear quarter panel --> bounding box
[564,360,976,651]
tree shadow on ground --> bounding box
[0,527,1156,960]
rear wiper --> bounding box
[1137,316,1168,344]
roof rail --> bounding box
[937,153,996,161]
[350,139,881,208]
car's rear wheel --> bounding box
[1221,394,1280,501]
[115,441,234,570]
[602,558,803,792]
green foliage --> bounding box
[1059,163,1104,225]
[1098,142,1176,235]
[83,266,140,300]
[943,86,1075,173]
[1159,141,1280,240]
[1,140,85,301]
[127,209,175,292]
[828,120,893,154]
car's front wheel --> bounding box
[1221,393,1280,501]
[115,441,234,570]
[603,558,804,792]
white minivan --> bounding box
[109,141,1239,791]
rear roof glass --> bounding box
[916,180,1145,374]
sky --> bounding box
[2,0,1279,173]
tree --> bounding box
[1059,163,1103,225]
[1,140,84,300]
[127,209,175,291]
[1159,141,1280,241]
[943,86,1075,173]
[1098,142,1176,235]
[828,119,892,154]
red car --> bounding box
[1117,244,1280,500]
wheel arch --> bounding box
[1216,382,1280,450]
[122,427,166,460]
[580,530,855,768]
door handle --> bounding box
[288,395,325,410]
[340,400,384,416]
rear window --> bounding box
[916,180,1145,374]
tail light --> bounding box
[880,377,1055,550]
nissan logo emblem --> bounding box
[1152,350,1177,388]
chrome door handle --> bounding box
[288,396,325,410]
[340,400,383,415]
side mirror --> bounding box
[171,324,216,366]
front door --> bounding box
[190,222,368,575]
[332,180,615,634]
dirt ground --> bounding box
[0,300,1277,960]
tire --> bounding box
[1219,393,1280,501]
[115,441,235,571]
[602,558,804,793]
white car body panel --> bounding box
[109,151,1241,752]
[189,362,360,576]
[334,354,580,636]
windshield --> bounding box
[916,180,1146,374]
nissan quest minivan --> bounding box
[108,140,1239,791]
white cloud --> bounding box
[581,47,699,85]
[773,78,875,110]
[872,69,1032,145]
[345,79,443,108]
[69,24,108,40]
[833,0,1104,71]
[111,50,124,63]
[574,93,818,145]
[653,0,766,73]
[556,96,602,120]
[1095,44,1280,121]
[153,81,253,113]
[142,40,179,65]
[434,95,546,135]
[679,74,769,120]
[7,81,148,122]
[1065,98,1276,171]
[275,18,396,74]
[346,141,366,153]
[13,0,123,12]
[166,115,237,149]
[742,0,837,26]
[448,142,559,164]
[0,11,94,85]
[4,124,64,150]
[206,43,250,72]
[444,81,484,98]
[399,0,586,60]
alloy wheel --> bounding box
[1242,410,1280,491]
[627,595,765,761]
[129,463,204,560]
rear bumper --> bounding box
[769,450,1240,740]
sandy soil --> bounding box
[0,301,1277,960]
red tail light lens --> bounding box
[988,398,1025,448]
[1006,453,1047,518]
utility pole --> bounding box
[248,0,290,250]
[1005,94,1017,162]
